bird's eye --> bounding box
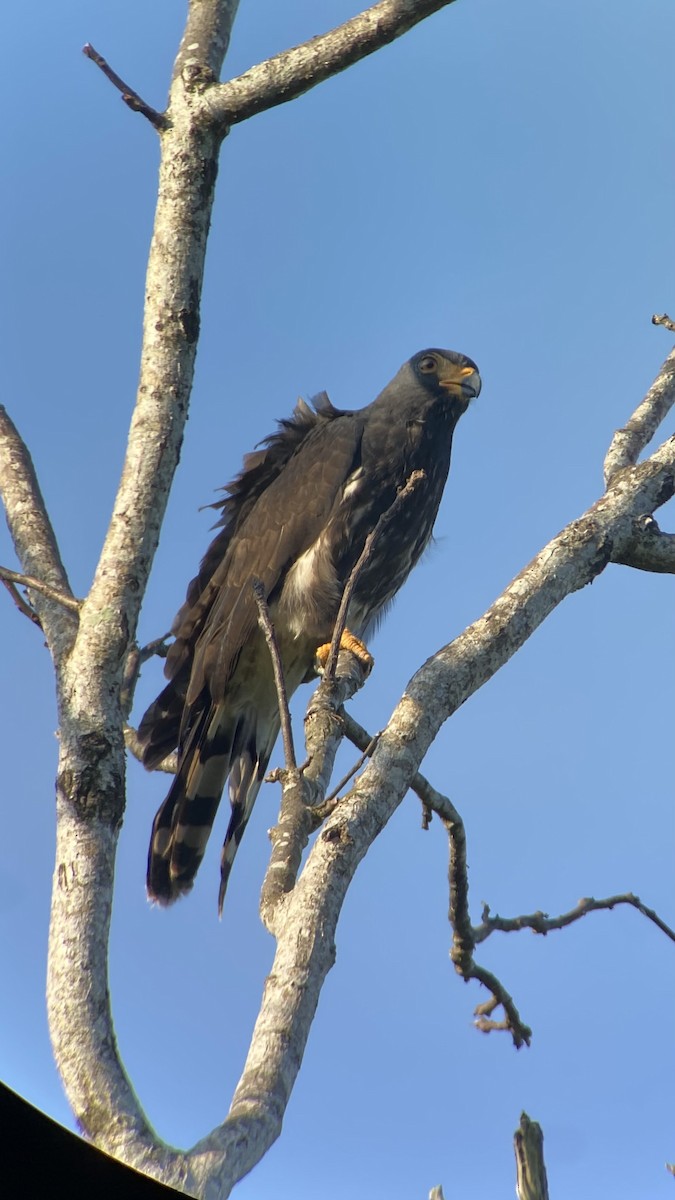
[418,355,436,372]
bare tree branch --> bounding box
[474,894,675,945]
[205,0,459,129]
[604,346,675,483]
[172,0,241,82]
[0,566,82,613]
[0,406,77,657]
[82,44,167,128]
[610,513,675,573]
[323,732,380,806]
[259,651,371,927]
[514,1113,550,1200]
[46,0,242,1176]
[1,578,41,626]
[252,579,297,770]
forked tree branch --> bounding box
[205,0,459,129]
[0,566,82,613]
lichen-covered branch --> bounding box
[45,0,240,1176]
[610,513,675,573]
[259,652,370,926]
[205,0,459,129]
[604,345,675,483]
[0,406,77,658]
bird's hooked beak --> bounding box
[438,364,482,407]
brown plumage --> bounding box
[138,349,481,913]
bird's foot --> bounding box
[315,630,374,676]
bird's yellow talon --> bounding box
[315,630,374,674]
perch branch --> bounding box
[604,345,675,483]
[259,475,424,919]
[259,650,372,927]
[207,0,460,129]
[83,44,168,129]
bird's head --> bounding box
[410,348,481,414]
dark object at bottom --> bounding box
[0,1081,182,1199]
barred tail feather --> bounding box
[146,703,233,905]
[217,739,275,916]
[147,700,280,910]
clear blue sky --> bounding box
[2,2,674,1197]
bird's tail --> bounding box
[146,702,278,913]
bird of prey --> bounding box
[138,348,481,912]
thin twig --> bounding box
[260,652,372,926]
[0,566,82,613]
[474,894,675,945]
[1,578,41,626]
[252,578,296,770]
[324,733,380,804]
[83,44,168,129]
[344,712,675,1044]
[121,634,172,719]
[323,470,426,681]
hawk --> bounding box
[138,348,481,912]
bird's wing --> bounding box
[137,396,356,768]
[141,406,366,909]
[183,408,365,707]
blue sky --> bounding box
[1,1,674,1196]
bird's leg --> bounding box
[315,629,374,675]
